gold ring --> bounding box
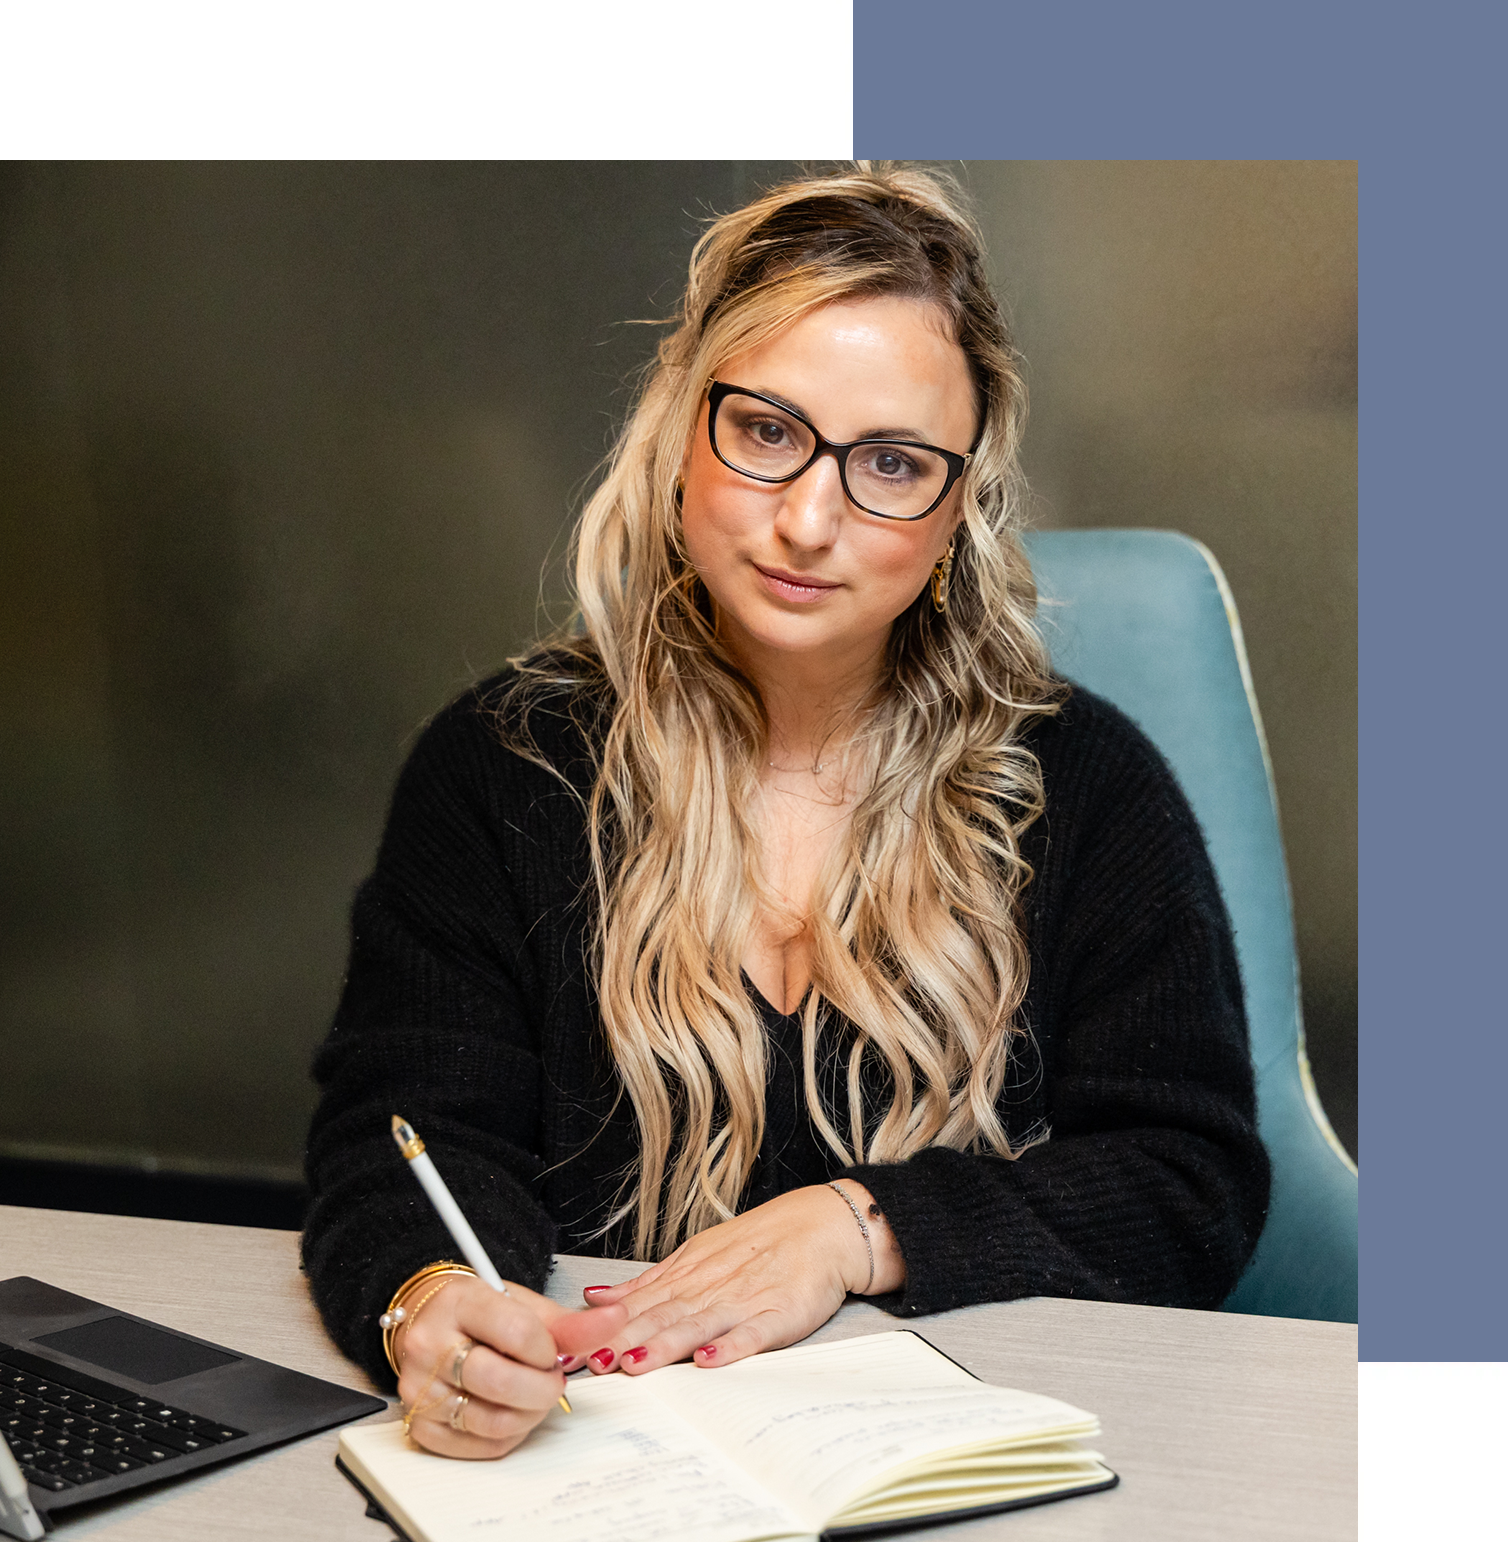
[449,1393,469,1433]
[450,1339,474,1392]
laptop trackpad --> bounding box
[35,1316,240,1384]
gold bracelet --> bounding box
[379,1262,476,1374]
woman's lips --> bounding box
[754,564,841,603]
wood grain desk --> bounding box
[0,1204,1355,1540]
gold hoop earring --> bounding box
[930,541,955,613]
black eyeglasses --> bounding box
[705,380,972,521]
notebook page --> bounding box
[648,1331,1098,1527]
[832,1446,1112,1525]
[339,1374,813,1542]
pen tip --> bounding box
[390,1116,424,1160]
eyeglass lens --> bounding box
[713,393,951,519]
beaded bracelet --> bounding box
[827,1182,876,1294]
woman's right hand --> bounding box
[394,1275,627,1458]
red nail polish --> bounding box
[583,1285,613,1296]
[556,1354,575,1370]
[696,1344,717,1359]
[589,1348,615,1370]
[622,1346,648,1365]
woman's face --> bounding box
[680,295,977,683]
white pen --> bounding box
[389,1116,571,1412]
[0,1432,46,1541]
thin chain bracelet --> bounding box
[827,1182,875,1294]
[401,1336,465,1437]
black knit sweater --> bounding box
[302,674,1269,1385]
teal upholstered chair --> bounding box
[1023,528,1357,1324]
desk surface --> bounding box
[0,1205,1355,1540]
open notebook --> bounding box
[337,1330,1116,1541]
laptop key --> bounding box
[119,1437,174,1464]
[169,1413,240,1441]
[134,1422,195,1453]
[89,1451,146,1475]
[82,1424,129,1445]
[47,1433,112,1462]
[21,1467,71,1492]
[164,1413,225,1439]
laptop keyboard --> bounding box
[0,1341,246,1494]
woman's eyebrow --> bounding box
[859,426,931,442]
[750,386,932,444]
[749,385,811,419]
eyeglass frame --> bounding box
[703,379,973,522]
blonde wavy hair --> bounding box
[506,163,1062,1261]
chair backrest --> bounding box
[1023,528,1357,1323]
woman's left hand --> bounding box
[571,1180,904,1375]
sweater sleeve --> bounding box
[845,696,1271,1314]
[300,690,570,1386]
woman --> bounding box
[302,164,1269,1459]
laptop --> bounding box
[0,1275,386,1537]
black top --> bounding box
[302,672,1270,1386]
[744,988,837,1208]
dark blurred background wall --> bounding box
[974,163,1357,1165]
[0,161,1356,1208]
